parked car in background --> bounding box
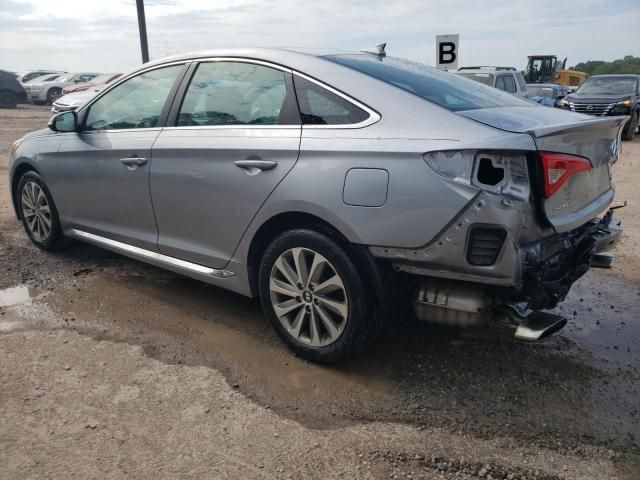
[62,73,122,95]
[19,70,65,84]
[527,83,570,107]
[0,69,28,108]
[455,67,528,98]
[558,74,640,140]
[51,85,107,114]
[25,72,100,105]
[9,48,624,363]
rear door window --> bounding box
[293,76,370,125]
[177,62,290,126]
[495,75,506,91]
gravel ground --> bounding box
[0,105,639,479]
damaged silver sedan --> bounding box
[9,47,625,363]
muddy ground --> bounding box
[0,105,639,479]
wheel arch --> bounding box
[11,161,40,220]
[244,210,391,331]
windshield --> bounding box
[527,86,556,99]
[576,77,638,96]
[88,73,117,84]
[324,55,531,112]
[53,74,74,82]
[455,72,495,87]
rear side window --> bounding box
[178,62,288,126]
[325,55,532,112]
[502,75,516,93]
[515,72,527,92]
[495,75,506,91]
[293,76,370,125]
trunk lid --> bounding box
[458,106,627,233]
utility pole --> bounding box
[136,0,150,63]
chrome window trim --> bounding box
[70,229,235,278]
[75,60,191,117]
[162,125,301,131]
[75,56,381,133]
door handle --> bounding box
[234,160,278,172]
[119,156,148,169]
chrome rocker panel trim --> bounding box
[70,229,235,279]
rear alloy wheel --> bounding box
[17,171,67,250]
[269,247,348,348]
[258,229,373,363]
[0,90,18,108]
[47,87,62,106]
[622,110,638,141]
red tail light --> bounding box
[540,151,592,198]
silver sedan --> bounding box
[9,48,625,363]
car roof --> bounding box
[138,47,349,70]
[457,66,517,72]
[527,83,564,88]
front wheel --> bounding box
[0,90,18,108]
[46,87,62,106]
[17,171,67,250]
[622,110,638,141]
[258,229,374,364]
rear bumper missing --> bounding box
[518,212,621,310]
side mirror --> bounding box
[48,111,77,133]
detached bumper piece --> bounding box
[521,212,622,310]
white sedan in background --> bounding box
[50,85,107,114]
[25,72,99,105]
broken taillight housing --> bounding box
[539,151,592,198]
[423,150,530,201]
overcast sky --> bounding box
[1,0,638,74]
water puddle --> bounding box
[0,285,40,307]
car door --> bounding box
[54,64,186,250]
[150,60,301,268]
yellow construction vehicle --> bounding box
[524,55,588,88]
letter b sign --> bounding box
[436,34,459,70]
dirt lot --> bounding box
[1,105,639,479]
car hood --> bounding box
[23,128,53,139]
[55,87,104,106]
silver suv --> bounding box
[9,48,624,363]
[456,66,528,98]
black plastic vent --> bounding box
[466,226,507,266]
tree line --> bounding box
[571,56,640,75]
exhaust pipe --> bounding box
[502,306,567,342]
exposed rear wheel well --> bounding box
[11,163,39,219]
[247,212,352,296]
[246,211,390,335]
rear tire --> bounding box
[622,110,638,141]
[16,171,68,251]
[0,90,17,108]
[258,228,375,364]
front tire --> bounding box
[258,229,374,364]
[0,90,18,108]
[622,110,638,141]
[16,171,67,251]
[46,87,62,106]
